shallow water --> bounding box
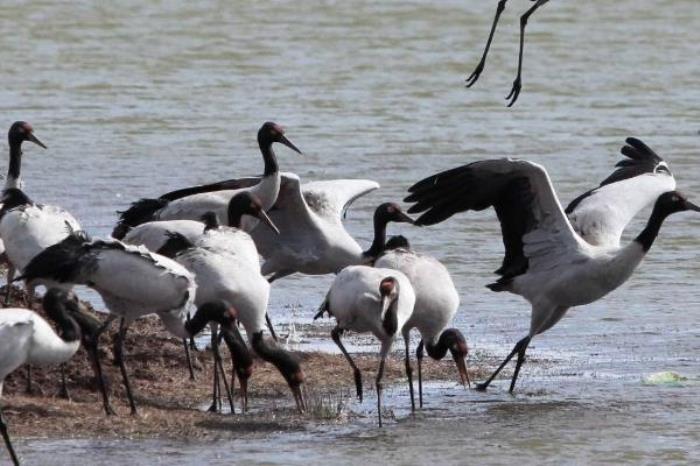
[2,0,700,464]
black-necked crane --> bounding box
[112,121,301,239]
[2,121,46,191]
[315,265,416,426]
[0,289,90,466]
[0,122,81,304]
[123,191,278,259]
[127,191,282,339]
[465,0,551,106]
[375,237,470,408]
[405,156,698,392]
[250,172,414,282]
[13,233,249,415]
[156,210,306,413]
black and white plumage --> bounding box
[406,157,699,392]
[123,191,279,255]
[128,191,283,340]
[465,0,551,106]
[0,289,85,466]
[375,240,470,407]
[0,122,81,303]
[250,173,414,282]
[157,218,306,413]
[112,122,301,239]
[18,237,196,336]
[566,137,676,248]
[0,189,81,298]
[15,234,199,414]
[315,266,416,426]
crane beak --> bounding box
[280,135,303,155]
[27,133,47,149]
[291,382,306,414]
[380,295,392,321]
[686,200,700,212]
[397,211,416,225]
[238,375,249,413]
[454,354,471,389]
[257,209,280,235]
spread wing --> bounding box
[249,173,317,260]
[566,138,676,247]
[249,174,378,266]
[301,179,380,225]
[406,159,588,281]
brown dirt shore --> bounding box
[1,285,486,441]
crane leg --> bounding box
[264,313,278,342]
[0,406,20,466]
[506,0,551,106]
[58,364,71,400]
[416,340,425,408]
[86,337,116,416]
[476,336,531,391]
[115,319,138,416]
[509,337,531,393]
[24,366,33,395]
[466,0,510,87]
[186,312,198,351]
[376,340,391,428]
[208,329,222,412]
[331,326,363,402]
[4,265,14,305]
[264,270,295,342]
[212,330,235,414]
[404,336,415,413]
[183,314,196,381]
[182,339,196,381]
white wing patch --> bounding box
[568,173,676,248]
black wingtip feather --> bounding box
[16,231,92,284]
[620,137,662,163]
[112,198,169,239]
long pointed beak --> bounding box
[292,384,305,413]
[454,354,471,389]
[257,209,280,235]
[686,201,700,212]
[397,211,416,225]
[380,295,391,321]
[27,133,47,149]
[239,376,249,413]
[279,135,302,155]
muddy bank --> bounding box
[1,286,485,441]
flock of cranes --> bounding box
[0,3,694,465]
[0,117,696,464]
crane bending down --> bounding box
[405,157,699,392]
[0,290,93,465]
[157,225,307,413]
[315,266,416,427]
[375,238,470,408]
[466,0,551,106]
[12,233,223,415]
